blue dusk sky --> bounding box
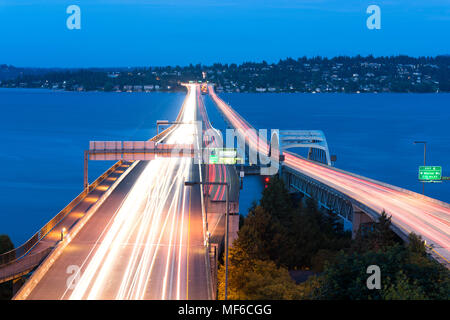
[0,0,449,67]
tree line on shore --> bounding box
[217,176,450,300]
[2,55,449,93]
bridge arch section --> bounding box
[279,130,331,166]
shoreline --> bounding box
[1,87,448,94]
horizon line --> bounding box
[3,53,450,70]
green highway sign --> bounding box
[219,149,237,159]
[209,154,218,164]
[418,166,442,181]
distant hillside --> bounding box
[0,65,55,81]
[1,55,449,93]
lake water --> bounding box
[1,89,449,246]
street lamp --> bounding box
[414,141,427,195]
[61,227,67,241]
[184,180,230,300]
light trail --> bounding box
[208,85,450,263]
[66,85,199,300]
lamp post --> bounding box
[60,227,67,241]
[184,180,230,300]
[414,141,427,195]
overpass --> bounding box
[208,85,450,267]
[1,84,239,299]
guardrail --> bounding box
[0,247,54,284]
[0,161,124,266]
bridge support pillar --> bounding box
[352,206,374,239]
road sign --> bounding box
[207,148,237,164]
[209,154,218,164]
[219,149,237,159]
[418,166,442,181]
[221,157,237,165]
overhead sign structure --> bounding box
[418,166,442,182]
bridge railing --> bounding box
[284,151,450,210]
[0,160,124,266]
[0,247,54,284]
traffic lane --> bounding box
[206,164,239,203]
[284,155,450,236]
[77,178,183,300]
[210,87,450,261]
[214,101,450,241]
[67,84,197,299]
[210,85,450,219]
[284,156,450,261]
[143,160,190,300]
[186,160,210,300]
[68,158,191,300]
[25,161,149,300]
[206,164,227,201]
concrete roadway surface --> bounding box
[18,84,210,300]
